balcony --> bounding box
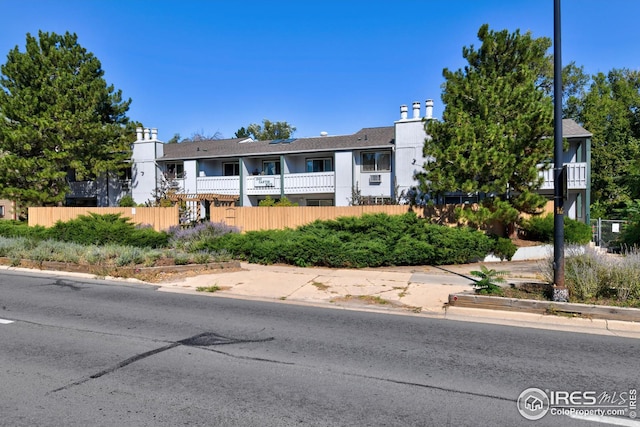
[68,181,97,198]
[195,171,335,196]
[539,162,587,190]
[283,171,334,194]
[196,176,240,195]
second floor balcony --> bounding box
[68,180,97,198]
[195,171,335,196]
[539,162,588,190]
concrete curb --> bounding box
[448,293,640,322]
[445,306,640,338]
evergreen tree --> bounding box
[0,31,133,207]
[418,24,554,234]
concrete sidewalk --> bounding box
[156,260,640,339]
[158,262,488,314]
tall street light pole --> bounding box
[553,0,568,301]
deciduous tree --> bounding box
[0,31,133,207]
[234,119,296,140]
[577,69,640,215]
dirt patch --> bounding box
[331,294,422,313]
[0,257,242,283]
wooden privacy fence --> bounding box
[28,206,180,231]
[208,206,419,232]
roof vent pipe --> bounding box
[136,127,143,141]
[400,105,408,120]
[143,128,150,141]
[320,131,328,137]
[151,128,158,140]
[412,101,420,119]
[425,99,434,119]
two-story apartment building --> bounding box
[67,99,592,223]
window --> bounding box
[362,151,391,172]
[119,166,133,181]
[306,199,334,206]
[0,205,4,218]
[165,162,184,179]
[223,162,240,176]
[262,160,281,175]
[306,158,333,173]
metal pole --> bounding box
[553,0,567,301]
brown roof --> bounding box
[159,120,589,161]
[562,119,592,138]
[161,127,395,160]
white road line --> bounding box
[568,413,640,426]
[0,318,14,325]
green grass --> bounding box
[196,285,221,293]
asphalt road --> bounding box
[1,270,638,427]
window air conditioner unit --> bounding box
[369,174,382,184]
[169,181,181,188]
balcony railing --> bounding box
[68,181,97,198]
[539,162,587,190]
[283,171,334,194]
[195,171,335,196]
[196,176,240,195]
[245,175,281,196]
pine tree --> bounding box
[0,31,133,207]
[418,25,555,234]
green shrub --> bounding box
[46,213,169,248]
[173,252,191,265]
[115,246,146,267]
[521,214,591,244]
[521,215,554,242]
[118,195,136,207]
[206,213,495,268]
[258,196,299,207]
[564,218,592,244]
[471,265,507,295]
[0,221,48,240]
[491,237,517,261]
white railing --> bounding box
[196,176,241,195]
[195,172,335,196]
[283,171,335,194]
[165,178,185,192]
[246,175,281,195]
[539,162,587,190]
[68,181,97,197]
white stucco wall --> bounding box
[131,139,163,205]
[334,151,353,206]
[394,117,428,198]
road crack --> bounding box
[48,332,274,394]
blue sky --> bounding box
[1,0,638,141]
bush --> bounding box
[205,213,495,268]
[168,221,239,251]
[564,218,592,244]
[491,237,517,261]
[46,213,169,248]
[258,196,299,207]
[0,220,48,240]
[521,214,591,244]
[541,246,640,303]
[118,195,136,207]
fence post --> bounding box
[597,217,602,247]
